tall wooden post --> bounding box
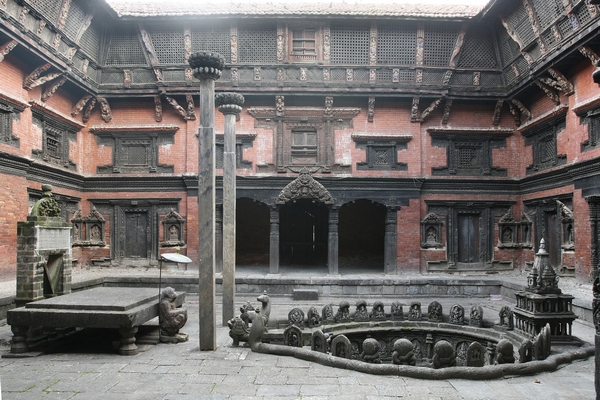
[188,52,224,351]
[216,93,244,326]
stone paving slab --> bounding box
[0,293,595,399]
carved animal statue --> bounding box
[432,340,456,369]
[247,309,267,350]
[257,291,271,324]
[360,338,381,364]
[227,316,249,346]
[159,287,188,343]
[392,338,416,366]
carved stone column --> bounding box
[384,206,398,274]
[216,93,244,326]
[269,205,280,274]
[328,206,339,275]
[188,51,224,351]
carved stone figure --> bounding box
[518,339,533,363]
[322,304,335,324]
[307,306,321,328]
[466,342,485,367]
[311,330,328,353]
[159,287,188,343]
[284,325,302,347]
[432,340,456,369]
[361,338,381,364]
[228,316,249,346]
[449,304,465,325]
[370,301,386,321]
[428,301,443,322]
[499,305,514,330]
[469,305,483,327]
[257,291,271,324]
[334,301,351,323]
[494,339,515,364]
[392,338,416,366]
[354,300,369,322]
[331,334,351,358]
[288,307,304,328]
[390,301,403,320]
[408,301,421,320]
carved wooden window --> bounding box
[0,99,21,147]
[215,133,255,170]
[291,128,318,166]
[579,106,600,152]
[31,110,77,170]
[353,134,410,171]
[430,132,509,176]
[523,116,566,174]
[292,28,316,55]
[92,129,176,174]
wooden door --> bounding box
[125,212,148,259]
[457,213,480,263]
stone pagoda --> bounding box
[513,239,577,342]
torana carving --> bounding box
[276,168,334,205]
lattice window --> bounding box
[0,107,19,147]
[457,25,497,69]
[523,118,566,174]
[377,22,417,65]
[331,69,347,81]
[238,23,277,63]
[101,72,125,84]
[354,69,369,82]
[423,23,460,67]
[580,107,600,151]
[541,30,558,50]
[498,28,521,67]
[504,3,536,47]
[481,73,504,87]
[63,1,87,41]
[557,17,573,38]
[330,23,369,65]
[148,26,185,64]
[354,138,409,171]
[79,18,102,62]
[376,69,392,81]
[106,27,147,66]
[532,0,565,31]
[28,0,61,25]
[192,26,231,62]
[576,4,593,26]
[32,112,77,170]
[458,147,478,168]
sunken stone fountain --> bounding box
[229,240,592,380]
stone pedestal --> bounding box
[16,185,72,306]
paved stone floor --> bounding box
[0,289,595,400]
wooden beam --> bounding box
[0,40,17,63]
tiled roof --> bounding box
[106,1,483,18]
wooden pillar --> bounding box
[269,205,280,274]
[384,206,398,275]
[189,52,224,351]
[328,206,339,275]
[216,93,244,326]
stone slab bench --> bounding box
[6,287,184,356]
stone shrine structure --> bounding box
[513,239,577,341]
[16,184,71,306]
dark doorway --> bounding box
[457,212,480,264]
[124,211,148,259]
[236,198,270,266]
[339,200,385,272]
[280,199,328,267]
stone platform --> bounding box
[6,287,184,356]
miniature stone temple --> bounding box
[159,287,189,343]
[513,239,577,341]
[16,184,72,305]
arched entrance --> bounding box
[339,199,386,272]
[280,199,329,268]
